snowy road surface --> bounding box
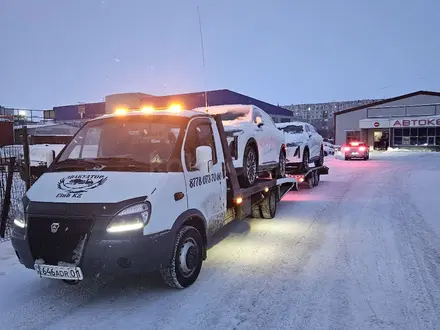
[1,152,440,330]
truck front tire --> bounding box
[160,225,204,289]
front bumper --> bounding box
[11,228,174,277]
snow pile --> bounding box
[0,144,65,165]
[193,105,253,126]
[384,147,435,153]
[29,144,65,164]
[284,132,308,144]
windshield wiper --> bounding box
[50,159,103,172]
[93,157,156,170]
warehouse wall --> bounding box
[335,108,368,146]
[54,102,105,121]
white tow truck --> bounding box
[10,105,324,289]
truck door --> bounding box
[182,117,227,236]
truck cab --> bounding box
[11,106,297,289]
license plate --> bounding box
[34,264,84,280]
[351,152,358,155]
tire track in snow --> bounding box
[388,164,440,329]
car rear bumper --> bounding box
[345,151,368,159]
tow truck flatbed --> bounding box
[10,106,325,289]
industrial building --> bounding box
[334,90,440,150]
[47,89,293,123]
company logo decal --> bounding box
[56,174,108,198]
[374,122,380,127]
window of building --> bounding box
[346,130,360,143]
[393,126,440,146]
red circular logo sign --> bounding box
[374,122,380,127]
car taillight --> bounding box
[359,146,366,151]
[295,175,304,183]
[344,147,350,151]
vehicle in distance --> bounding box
[343,141,370,160]
[323,141,335,156]
[193,104,286,187]
[276,121,324,171]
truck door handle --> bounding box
[222,162,225,178]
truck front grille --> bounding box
[28,217,93,266]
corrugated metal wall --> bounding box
[54,102,105,121]
[140,89,292,118]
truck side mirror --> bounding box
[46,150,55,167]
[255,117,264,127]
[194,146,213,172]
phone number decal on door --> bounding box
[189,172,222,188]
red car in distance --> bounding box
[343,141,370,160]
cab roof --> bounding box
[90,109,211,122]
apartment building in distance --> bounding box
[283,99,383,138]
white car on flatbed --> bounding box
[193,105,286,187]
[10,105,297,289]
[276,121,324,171]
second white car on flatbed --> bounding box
[276,121,324,171]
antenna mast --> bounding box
[197,5,208,111]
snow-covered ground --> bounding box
[1,152,440,329]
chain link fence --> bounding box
[0,128,31,243]
[0,154,26,242]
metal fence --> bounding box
[0,154,26,242]
[0,128,31,243]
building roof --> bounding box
[141,89,293,117]
[334,90,440,116]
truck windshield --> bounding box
[56,116,186,172]
[279,125,304,134]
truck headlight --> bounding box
[13,202,26,228]
[106,202,151,233]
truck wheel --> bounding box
[160,225,203,289]
[239,145,257,187]
[301,149,309,172]
[306,174,314,189]
[260,189,277,219]
[314,148,324,167]
[251,204,262,218]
